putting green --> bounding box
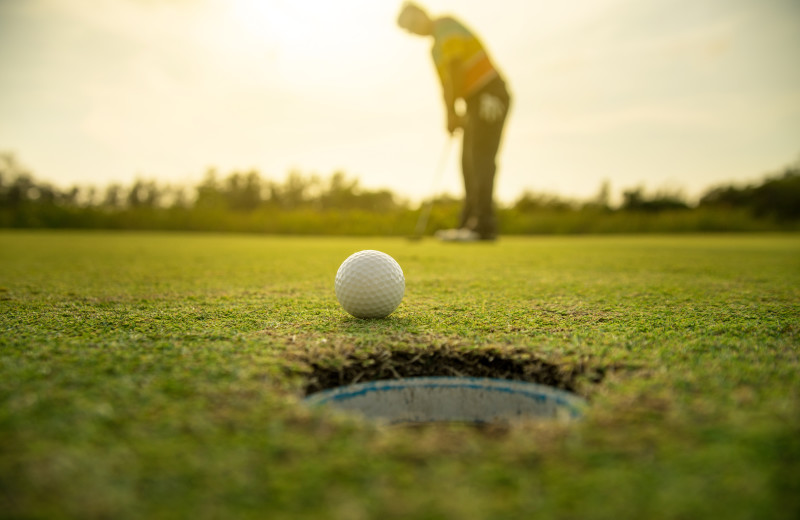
[1,231,798,519]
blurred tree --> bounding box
[142,181,161,208]
[126,180,162,208]
[167,185,189,209]
[270,170,316,210]
[583,180,612,211]
[621,187,689,212]
[62,186,80,207]
[315,171,400,212]
[0,153,34,207]
[103,184,123,208]
[6,174,35,207]
[127,180,143,208]
[513,191,575,212]
[700,160,800,221]
[320,171,359,210]
[0,153,14,204]
[224,170,262,211]
[195,169,225,209]
[751,167,800,219]
[83,186,97,207]
[35,183,57,205]
[355,189,398,212]
[2,149,797,232]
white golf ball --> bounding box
[335,250,405,319]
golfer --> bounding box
[397,2,511,241]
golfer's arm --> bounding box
[442,60,462,118]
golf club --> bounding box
[409,135,455,241]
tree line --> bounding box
[1,152,798,234]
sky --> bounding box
[1,0,799,204]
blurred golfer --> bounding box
[397,2,511,241]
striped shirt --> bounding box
[431,17,500,99]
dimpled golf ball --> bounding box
[335,250,405,319]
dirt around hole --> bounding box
[294,343,607,397]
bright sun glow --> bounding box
[223,0,394,93]
[229,0,382,59]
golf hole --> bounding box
[300,345,600,426]
[305,376,586,425]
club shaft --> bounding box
[413,136,454,238]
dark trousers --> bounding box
[460,77,511,239]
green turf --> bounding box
[1,231,799,519]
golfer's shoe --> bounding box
[435,228,482,242]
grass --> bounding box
[1,230,799,519]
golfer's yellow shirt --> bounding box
[431,17,499,99]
